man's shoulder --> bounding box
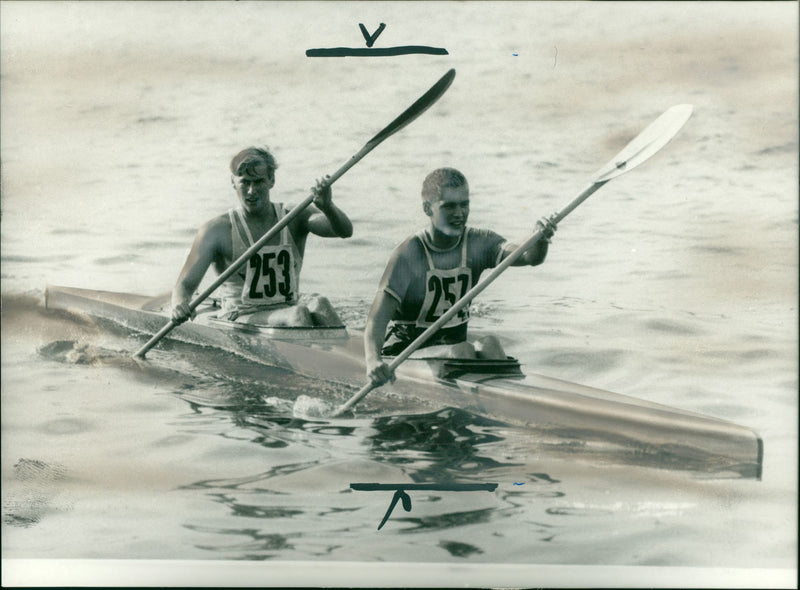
[380,234,425,274]
[466,227,507,264]
[467,227,504,241]
[392,233,426,257]
[201,212,232,233]
[281,203,309,230]
[467,227,507,249]
[194,213,233,250]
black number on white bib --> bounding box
[247,249,292,300]
[423,272,470,324]
[277,249,292,297]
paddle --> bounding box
[332,104,694,417]
[133,69,457,359]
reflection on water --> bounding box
[394,506,496,534]
[182,521,296,559]
[367,408,519,481]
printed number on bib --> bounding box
[246,249,292,301]
[421,271,470,327]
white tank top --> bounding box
[413,229,471,329]
[219,204,301,310]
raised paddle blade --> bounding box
[593,104,693,183]
[366,69,456,148]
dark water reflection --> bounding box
[182,521,296,559]
[367,408,522,481]
[237,402,522,483]
[396,507,495,533]
[207,493,303,519]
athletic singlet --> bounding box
[380,227,506,355]
[218,204,301,312]
[407,229,471,329]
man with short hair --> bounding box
[171,146,353,327]
[365,167,556,385]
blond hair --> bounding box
[230,146,279,178]
[421,168,468,202]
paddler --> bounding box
[171,146,353,327]
[365,167,557,385]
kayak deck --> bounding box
[44,284,764,479]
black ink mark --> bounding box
[351,483,498,492]
[307,46,448,57]
[308,22,448,57]
[359,23,386,47]
[351,483,498,530]
[377,489,412,530]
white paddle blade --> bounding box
[593,104,693,183]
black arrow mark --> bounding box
[359,23,386,47]
[351,483,498,530]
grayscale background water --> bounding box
[1,1,797,585]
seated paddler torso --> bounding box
[365,167,557,386]
[170,146,353,327]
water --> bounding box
[1,1,797,586]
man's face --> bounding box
[233,170,274,214]
[426,185,470,237]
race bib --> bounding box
[242,245,296,305]
[416,266,471,328]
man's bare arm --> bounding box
[506,217,558,267]
[171,220,226,323]
[305,177,353,238]
[365,290,400,385]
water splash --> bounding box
[293,395,334,419]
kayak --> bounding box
[44,284,763,479]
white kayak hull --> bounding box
[44,284,763,479]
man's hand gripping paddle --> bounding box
[332,104,694,417]
[133,69,456,359]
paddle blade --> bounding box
[593,104,693,183]
[365,69,456,148]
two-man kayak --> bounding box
[44,284,763,479]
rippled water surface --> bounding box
[1,1,797,586]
